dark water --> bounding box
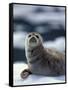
[13,5,65,63]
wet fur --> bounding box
[21,32,65,79]
[27,44,65,76]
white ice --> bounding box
[13,32,65,53]
[13,62,65,86]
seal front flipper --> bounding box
[20,69,32,79]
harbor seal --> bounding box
[20,32,65,79]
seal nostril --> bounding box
[30,37,36,43]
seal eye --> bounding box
[28,35,31,37]
[35,35,39,38]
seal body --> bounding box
[25,32,65,76]
[21,32,65,79]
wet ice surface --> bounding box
[13,62,65,86]
[13,32,65,52]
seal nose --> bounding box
[29,37,36,43]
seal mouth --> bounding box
[29,37,37,43]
